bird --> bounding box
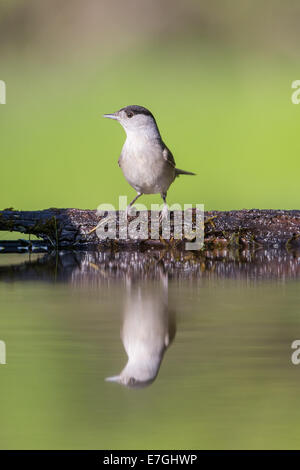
[103,105,195,218]
[105,272,176,388]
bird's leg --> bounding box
[159,193,169,224]
[87,193,142,235]
[126,192,142,217]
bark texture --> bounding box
[0,208,299,250]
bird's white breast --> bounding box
[119,133,175,195]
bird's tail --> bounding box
[175,168,196,176]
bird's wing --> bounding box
[162,144,176,168]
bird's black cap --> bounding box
[119,105,155,119]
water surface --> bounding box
[0,249,299,449]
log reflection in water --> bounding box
[0,248,299,283]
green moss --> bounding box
[32,216,60,247]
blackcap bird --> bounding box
[104,105,195,217]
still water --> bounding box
[0,249,300,449]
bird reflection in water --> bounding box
[106,272,176,388]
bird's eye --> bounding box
[127,111,134,118]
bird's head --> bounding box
[105,373,156,389]
[103,105,159,136]
[105,352,162,389]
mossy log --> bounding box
[0,208,299,250]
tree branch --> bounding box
[0,208,299,250]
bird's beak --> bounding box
[103,113,118,120]
[105,375,121,383]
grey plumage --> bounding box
[103,105,195,214]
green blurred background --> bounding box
[1,2,300,450]
[1,0,300,214]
